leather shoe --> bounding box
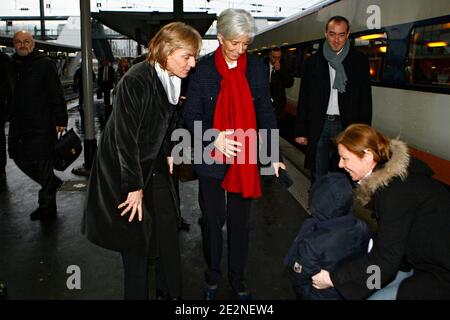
[204,285,218,300]
[30,207,57,221]
[235,291,252,300]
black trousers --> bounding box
[0,111,5,174]
[121,172,182,299]
[198,175,252,292]
[14,159,61,209]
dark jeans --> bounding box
[14,159,61,209]
[198,175,252,292]
[313,116,343,182]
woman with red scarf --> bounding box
[184,8,285,300]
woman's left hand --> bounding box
[272,162,286,177]
[118,189,143,222]
[167,156,174,175]
[312,269,334,289]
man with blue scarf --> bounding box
[294,16,372,184]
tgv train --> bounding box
[249,0,450,185]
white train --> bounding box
[249,0,450,185]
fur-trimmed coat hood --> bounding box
[356,139,414,206]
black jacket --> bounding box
[8,51,67,160]
[183,52,279,179]
[332,140,450,299]
[82,62,180,256]
[284,173,371,299]
[294,43,372,169]
[266,59,294,112]
[0,52,13,118]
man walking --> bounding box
[9,30,67,220]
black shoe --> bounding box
[0,280,7,300]
[179,217,190,232]
[204,284,218,300]
[0,173,6,192]
[30,207,57,221]
[156,289,167,300]
[235,291,252,300]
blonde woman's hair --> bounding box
[147,22,202,68]
[335,124,391,163]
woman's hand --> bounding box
[272,162,286,177]
[118,189,143,222]
[214,130,242,158]
[167,156,174,174]
[312,269,334,290]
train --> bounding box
[249,0,450,185]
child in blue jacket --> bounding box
[284,172,372,299]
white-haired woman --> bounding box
[184,9,285,300]
[83,22,202,300]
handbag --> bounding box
[53,128,83,171]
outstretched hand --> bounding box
[118,189,143,222]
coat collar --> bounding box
[356,139,410,206]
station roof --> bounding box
[91,10,217,46]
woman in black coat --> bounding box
[83,22,202,300]
[311,124,450,299]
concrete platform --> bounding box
[0,102,311,300]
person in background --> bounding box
[83,22,202,300]
[97,59,115,123]
[266,47,294,123]
[183,8,285,300]
[73,65,96,130]
[9,30,67,221]
[284,172,371,300]
[116,57,130,83]
[294,16,372,185]
[0,51,13,192]
[311,124,450,300]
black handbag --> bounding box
[53,128,82,171]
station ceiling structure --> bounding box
[91,10,216,46]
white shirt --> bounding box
[326,64,340,116]
[154,62,181,105]
[326,47,344,116]
[226,60,237,69]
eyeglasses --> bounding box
[14,39,32,46]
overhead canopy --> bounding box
[91,11,216,46]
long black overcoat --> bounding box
[82,61,179,256]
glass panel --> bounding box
[354,32,388,82]
[407,22,450,89]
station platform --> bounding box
[0,100,313,300]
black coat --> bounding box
[0,52,13,118]
[284,173,371,300]
[331,140,450,299]
[9,51,67,160]
[82,62,180,256]
[183,52,278,179]
[294,43,372,169]
[267,60,294,113]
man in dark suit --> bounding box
[294,16,372,183]
[97,59,115,123]
[267,47,294,123]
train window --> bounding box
[353,32,388,82]
[407,22,450,89]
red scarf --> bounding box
[212,46,261,199]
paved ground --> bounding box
[0,102,310,300]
